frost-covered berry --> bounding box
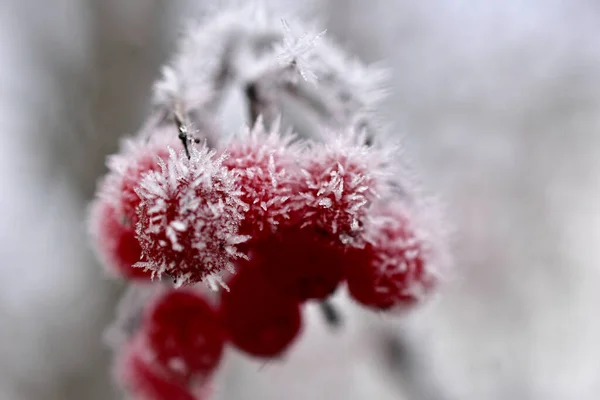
[220,261,303,358]
[116,337,197,400]
[101,130,181,227]
[221,119,299,240]
[294,132,389,248]
[345,202,438,310]
[135,144,248,287]
[88,199,150,280]
[255,228,346,301]
[142,289,225,382]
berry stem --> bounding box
[244,75,279,130]
[173,110,191,159]
[381,332,451,400]
[319,300,342,329]
[245,83,264,127]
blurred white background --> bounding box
[1,0,600,399]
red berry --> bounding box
[142,289,226,381]
[116,337,196,400]
[255,228,346,301]
[89,131,181,280]
[88,199,151,280]
[345,202,438,310]
[135,145,248,286]
[220,261,302,358]
[294,133,388,248]
[221,120,299,241]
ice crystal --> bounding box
[310,36,390,115]
[274,20,326,84]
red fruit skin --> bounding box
[105,134,180,227]
[255,228,346,301]
[118,147,172,226]
[143,289,226,382]
[345,206,437,310]
[117,338,196,400]
[89,200,151,280]
[220,262,303,358]
[345,249,424,310]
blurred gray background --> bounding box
[1,0,600,399]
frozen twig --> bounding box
[150,5,389,147]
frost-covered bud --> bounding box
[221,119,300,240]
[102,131,182,227]
[135,145,248,287]
[88,199,150,280]
[116,336,197,400]
[255,228,346,301]
[345,201,439,310]
[294,131,389,247]
[220,261,303,358]
[141,289,225,383]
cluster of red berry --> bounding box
[89,121,440,399]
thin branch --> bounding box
[319,300,342,329]
[245,83,263,126]
[173,108,191,159]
